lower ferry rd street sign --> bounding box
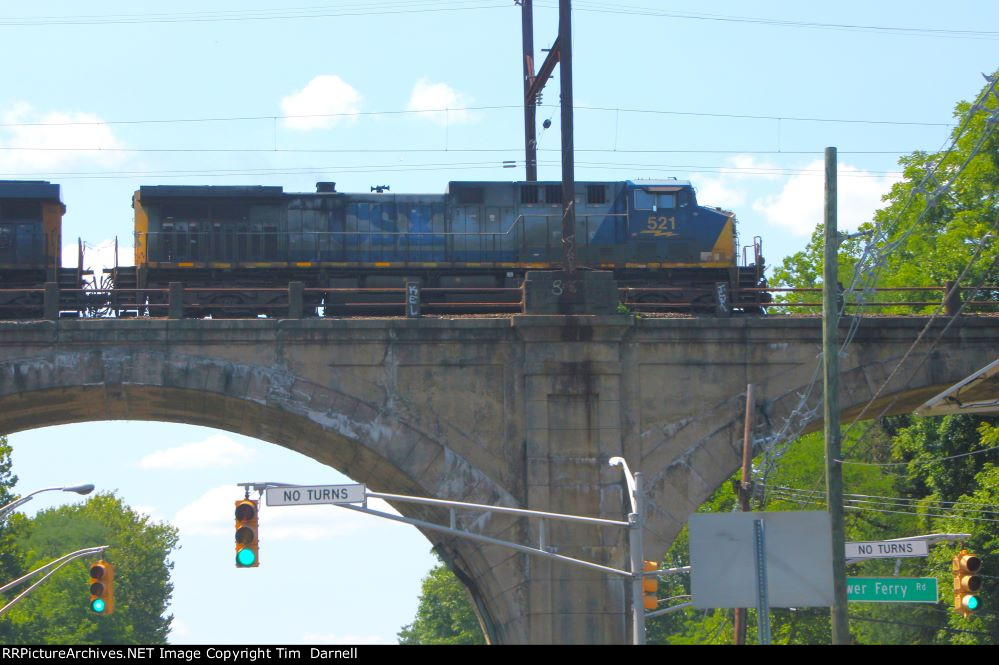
[265,484,366,507]
[847,577,938,603]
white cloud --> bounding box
[137,433,256,470]
[0,102,126,171]
[405,78,477,125]
[281,75,362,130]
[174,485,403,540]
[694,179,745,210]
[693,155,785,210]
[751,159,899,237]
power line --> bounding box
[0,103,952,129]
[2,0,995,42]
[0,158,905,181]
[773,486,999,514]
[772,486,999,517]
[564,1,999,41]
[0,1,509,26]
[769,490,999,525]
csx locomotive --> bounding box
[112,178,766,314]
[0,180,85,316]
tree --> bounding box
[773,71,999,312]
[0,435,28,643]
[3,492,179,644]
[398,555,485,645]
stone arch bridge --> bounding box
[0,315,994,643]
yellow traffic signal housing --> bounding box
[88,560,115,615]
[953,549,982,619]
[643,561,659,611]
[235,499,259,568]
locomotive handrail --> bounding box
[132,212,629,240]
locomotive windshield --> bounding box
[634,190,677,211]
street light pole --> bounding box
[0,484,95,520]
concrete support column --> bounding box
[514,316,631,643]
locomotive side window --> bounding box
[545,185,561,205]
[634,190,654,210]
[657,194,676,209]
[587,185,606,206]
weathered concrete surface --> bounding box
[0,314,995,643]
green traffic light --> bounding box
[967,596,980,611]
[236,548,256,567]
[91,598,106,613]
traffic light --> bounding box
[953,549,982,618]
[88,560,114,615]
[643,561,659,611]
[234,498,259,568]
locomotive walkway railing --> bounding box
[0,283,996,320]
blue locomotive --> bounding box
[0,181,87,317]
[122,178,766,313]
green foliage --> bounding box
[2,492,179,644]
[398,555,486,645]
[0,436,27,644]
[773,71,999,313]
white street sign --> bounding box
[689,512,835,608]
[265,484,366,507]
[845,540,929,559]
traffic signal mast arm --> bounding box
[240,461,658,645]
[0,545,109,617]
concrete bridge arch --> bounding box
[0,315,995,643]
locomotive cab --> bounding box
[626,180,735,266]
[0,180,64,282]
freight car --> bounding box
[109,178,767,315]
[0,181,85,317]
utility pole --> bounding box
[520,0,576,276]
[520,0,538,182]
[823,146,849,644]
[558,0,576,276]
[733,383,753,644]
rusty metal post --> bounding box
[559,0,576,277]
[43,283,59,321]
[168,282,184,320]
[521,0,538,182]
[288,281,304,319]
[733,383,754,645]
[945,280,962,316]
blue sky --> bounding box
[3,0,997,644]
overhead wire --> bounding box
[1,1,995,42]
[0,103,953,129]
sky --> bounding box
[2,0,997,645]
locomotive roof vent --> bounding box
[316,182,337,193]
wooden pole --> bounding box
[823,146,850,644]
